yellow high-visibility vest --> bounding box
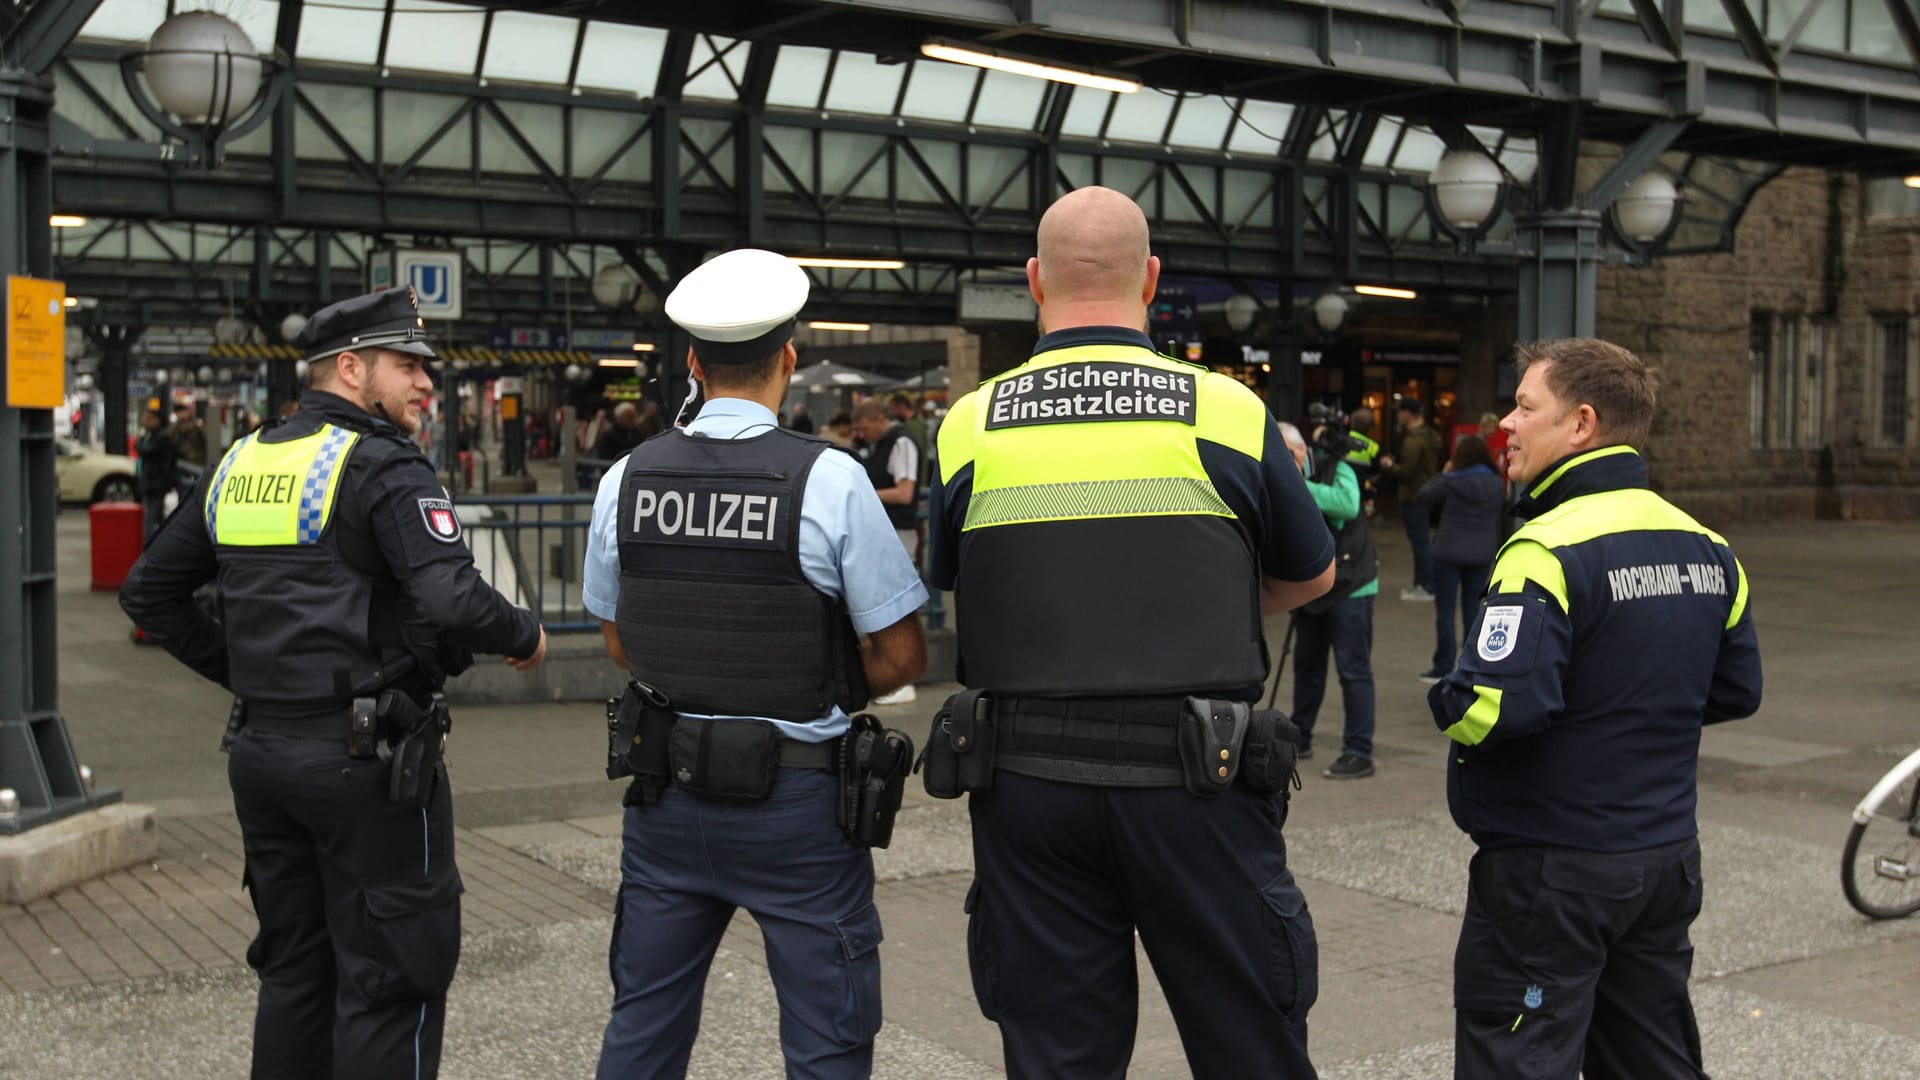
[205,424,362,546]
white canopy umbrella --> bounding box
[897,365,948,390]
[788,360,898,390]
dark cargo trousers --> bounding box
[1454,836,1706,1080]
[597,768,882,1080]
[967,772,1319,1079]
[228,728,464,1080]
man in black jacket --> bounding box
[135,407,178,544]
[121,287,548,1080]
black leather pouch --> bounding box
[918,689,993,799]
[1242,708,1303,797]
[669,716,781,801]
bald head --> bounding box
[1028,187,1161,332]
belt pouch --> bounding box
[1177,697,1251,798]
[221,698,248,754]
[1241,708,1302,796]
[919,689,993,799]
[669,717,781,802]
[605,693,636,780]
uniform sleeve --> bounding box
[365,451,541,658]
[118,471,229,688]
[581,461,627,622]
[1705,555,1762,724]
[1427,538,1573,747]
[801,452,928,634]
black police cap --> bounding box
[293,287,438,364]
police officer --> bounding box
[1429,338,1762,1079]
[119,287,548,1080]
[581,248,927,1080]
[926,186,1336,1078]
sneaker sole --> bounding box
[1324,766,1376,779]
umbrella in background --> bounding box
[897,365,948,390]
[788,360,898,390]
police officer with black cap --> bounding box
[120,286,548,1080]
[582,249,927,1079]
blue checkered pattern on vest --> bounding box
[203,432,255,536]
[296,425,358,544]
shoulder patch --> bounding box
[418,497,461,543]
[1477,604,1525,662]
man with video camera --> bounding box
[1281,413,1380,779]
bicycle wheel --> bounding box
[1843,759,1920,919]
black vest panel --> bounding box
[953,515,1266,696]
[615,427,867,720]
[864,426,919,531]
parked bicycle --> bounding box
[1842,747,1920,919]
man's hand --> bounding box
[507,626,549,670]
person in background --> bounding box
[135,408,178,545]
[824,411,855,450]
[1479,411,1510,479]
[637,401,665,441]
[789,401,815,433]
[1282,421,1380,780]
[853,398,922,706]
[592,402,646,464]
[1380,397,1443,601]
[1416,434,1506,683]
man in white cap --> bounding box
[581,248,928,1080]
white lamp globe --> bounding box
[152,368,169,385]
[564,363,585,383]
[279,312,309,342]
[294,359,310,381]
[1224,293,1260,333]
[1429,149,1504,230]
[1312,291,1349,335]
[591,264,642,311]
[197,364,215,384]
[146,12,264,126]
[1616,172,1680,242]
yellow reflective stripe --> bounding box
[1194,367,1267,459]
[1526,444,1639,501]
[963,476,1232,529]
[1727,556,1750,629]
[1487,539,1568,612]
[209,423,361,547]
[1445,686,1504,746]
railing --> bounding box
[457,494,598,632]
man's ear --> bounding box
[1569,402,1602,449]
[1026,257,1044,306]
[1141,255,1161,307]
[335,350,367,391]
[687,348,705,385]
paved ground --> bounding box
[5,502,1920,1077]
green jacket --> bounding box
[1386,425,1443,501]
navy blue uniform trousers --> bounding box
[967,772,1319,1079]
[1454,837,1706,1080]
[227,728,464,1080]
[597,768,881,1080]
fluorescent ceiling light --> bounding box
[1353,285,1418,300]
[920,40,1140,95]
[49,215,88,228]
[791,257,907,270]
[631,342,656,352]
[808,321,872,332]
[598,357,639,368]
[1905,175,1920,189]
[63,296,78,308]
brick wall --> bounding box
[1594,168,1920,524]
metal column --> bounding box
[1514,209,1604,341]
[0,66,121,834]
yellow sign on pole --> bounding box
[6,276,66,409]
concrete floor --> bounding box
[4,506,1920,1077]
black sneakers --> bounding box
[1296,741,1314,761]
[1324,753,1375,779]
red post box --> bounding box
[89,502,146,592]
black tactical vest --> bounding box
[863,424,919,531]
[615,427,867,720]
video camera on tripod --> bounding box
[1304,402,1366,481]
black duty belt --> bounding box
[779,735,839,771]
[248,711,374,740]
[994,695,1187,787]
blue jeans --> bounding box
[1402,506,1433,591]
[1431,559,1493,672]
[598,769,880,1080]
[1290,594,1375,759]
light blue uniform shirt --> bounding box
[582,397,928,741]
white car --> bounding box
[54,438,138,504]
